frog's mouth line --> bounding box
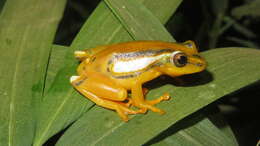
[188,61,204,67]
[192,54,202,58]
[189,55,205,67]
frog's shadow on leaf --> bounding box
[144,70,213,90]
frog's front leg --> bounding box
[70,75,139,121]
[131,84,170,114]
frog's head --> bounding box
[158,41,206,77]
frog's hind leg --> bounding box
[70,75,138,121]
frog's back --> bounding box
[87,41,179,81]
[99,41,180,53]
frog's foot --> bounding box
[146,93,170,105]
[115,104,139,122]
[134,102,165,114]
[134,93,171,114]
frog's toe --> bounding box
[147,105,165,114]
[115,105,140,122]
[116,108,129,122]
[146,93,171,105]
[161,93,171,100]
[74,50,90,61]
[136,108,148,114]
[70,76,80,83]
[134,102,165,115]
[74,50,86,57]
[74,50,86,55]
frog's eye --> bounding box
[171,51,188,67]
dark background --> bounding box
[53,0,260,145]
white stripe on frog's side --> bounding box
[112,53,170,73]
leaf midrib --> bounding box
[8,26,30,146]
[34,89,74,146]
[90,122,125,146]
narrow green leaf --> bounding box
[34,0,182,145]
[232,0,260,18]
[0,0,66,146]
[44,45,68,94]
[150,113,238,146]
[207,112,238,144]
[151,118,236,146]
[226,36,259,48]
[57,47,260,146]
[142,0,182,24]
[223,16,257,39]
[104,0,174,41]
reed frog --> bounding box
[70,41,206,121]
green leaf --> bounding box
[149,112,238,146]
[33,0,181,145]
[207,112,238,144]
[44,45,68,94]
[232,0,260,18]
[226,36,259,48]
[222,17,256,39]
[0,0,66,145]
[56,47,260,145]
[104,0,174,41]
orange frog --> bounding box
[70,41,206,121]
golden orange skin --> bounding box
[71,41,206,121]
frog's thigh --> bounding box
[71,76,135,121]
[72,75,127,101]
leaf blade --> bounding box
[0,0,66,145]
[149,112,238,146]
[104,0,174,41]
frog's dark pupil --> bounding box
[173,53,187,67]
[178,55,187,65]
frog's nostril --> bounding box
[196,62,204,67]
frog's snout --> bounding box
[188,55,207,71]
